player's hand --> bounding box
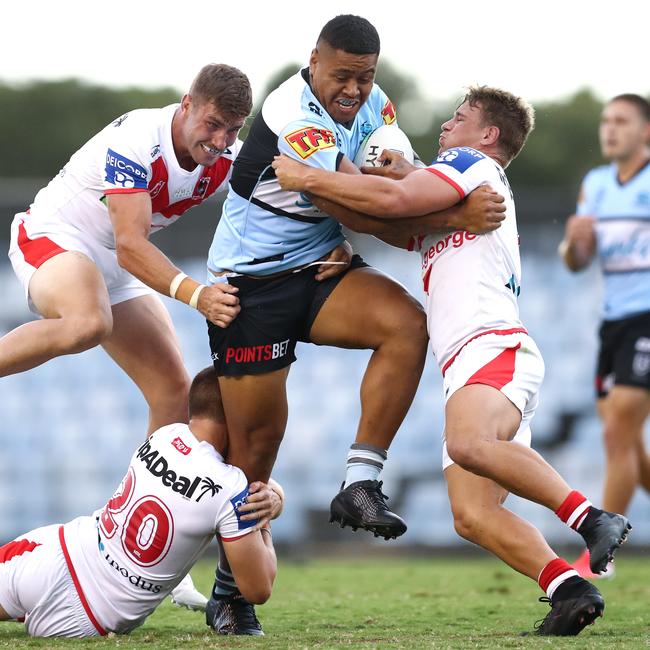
[564,214,596,246]
[272,154,309,191]
[315,240,353,281]
[238,480,284,531]
[560,214,596,269]
[455,186,506,234]
[196,283,240,328]
[361,149,417,180]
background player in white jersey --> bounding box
[560,94,650,578]
[4,64,254,609]
[272,86,632,636]
[0,367,282,638]
[203,16,506,632]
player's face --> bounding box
[179,95,245,167]
[309,42,378,125]
[438,101,487,153]
[599,100,650,162]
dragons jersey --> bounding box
[63,423,254,634]
[207,68,397,276]
[27,104,240,249]
[408,147,525,373]
[577,160,650,320]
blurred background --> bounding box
[1,0,649,556]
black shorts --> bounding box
[208,255,369,376]
[596,310,650,397]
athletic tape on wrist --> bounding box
[169,272,188,299]
[189,284,206,309]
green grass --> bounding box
[1,556,648,648]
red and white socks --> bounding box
[538,558,579,599]
[555,490,592,531]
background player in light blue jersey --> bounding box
[204,15,505,634]
[560,94,650,577]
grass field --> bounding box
[1,555,648,649]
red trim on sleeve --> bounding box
[220,530,255,542]
[442,327,528,376]
[17,221,67,268]
[103,188,149,195]
[425,167,465,199]
[58,526,107,636]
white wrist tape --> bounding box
[169,272,188,299]
[189,284,206,309]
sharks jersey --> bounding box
[577,161,650,320]
[207,68,397,276]
[408,147,525,373]
[62,423,253,634]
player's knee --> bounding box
[63,312,113,352]
[451,503,483,543]
[446,439,487,474]
[603,422,637,454]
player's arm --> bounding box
[107,192,240,328]
[558,186,597,271]
[272,154,459,218]
[221,528,277,604]
[310,186,506,249]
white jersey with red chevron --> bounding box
[62,423,254,634]
[27,104,240,249]
[408,147,525,373]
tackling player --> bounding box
[0,367,282,638]
[204,16,506,633]
[559,94,650,578]
[272,86,631,636]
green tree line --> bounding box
[0,63,621,195]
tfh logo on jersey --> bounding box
[136,440,222,501]
[105,149,148,190]
[284,127,336,159]
[381,100,396,125]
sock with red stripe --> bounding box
[538,557,579,599]
[555,490,592,530]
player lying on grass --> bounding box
[272,86,632,636]
[0,367,282,638]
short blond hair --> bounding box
[464,86,535,164]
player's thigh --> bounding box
[446,384,522,446]
[218,367,290,436]
[102,294,190,401]
[28,251,112,322]
[309,266,426,348]
[601,385,650,432]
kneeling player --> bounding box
[0,368,282,638]
[272,86,632,636]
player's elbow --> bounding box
[114,235,144,271]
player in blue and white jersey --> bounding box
[204,15,505,633]
[560,94,650,578]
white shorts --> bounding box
[8,212,153,314]
[441,332,545,470]
[0,524,104,638]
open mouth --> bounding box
[336,98,358,112]
[201,143,223,156]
